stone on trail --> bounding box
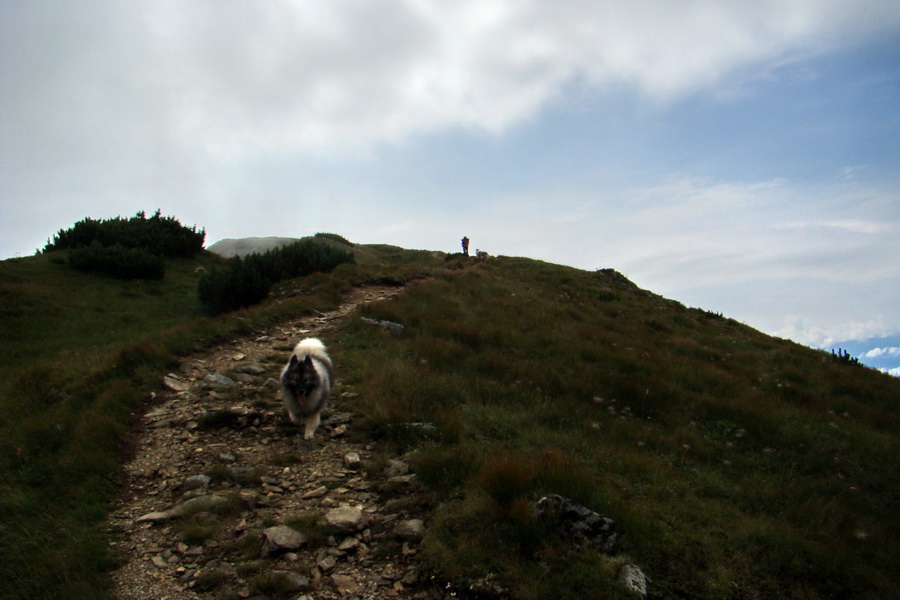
[325,505,367,533]
[202,374,236,389]
[263,525,308,555]
[163,376,190,392]
[394,519,426,542]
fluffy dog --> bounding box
[279,337,333,439]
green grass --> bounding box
[0,242,449,600]
[335,258,900,600]
[2,244,898,600]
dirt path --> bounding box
[108,284,444,600]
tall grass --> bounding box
[343,258,900,600]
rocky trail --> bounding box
[108,284,446,600]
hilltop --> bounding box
[1,236,898,600]
[207,237,301,258]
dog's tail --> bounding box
[292,337,333,383]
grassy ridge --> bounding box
[339,258,899,599]
[0,245,452,600]
[1,246,898,599]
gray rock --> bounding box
[237,364,264,375]
[343,452,362,470]
[394,519,426,542]
[183,474,211,491]
[135,510,172,523]
[202,374,236,389]
[163,376,191,392]
[535,494,619,554]
[135,494,229,523]
[325,506,367,533]
[317,556,337,573]
[337,536,361,552]
[227,466,260,485]
[302,486,328,499]
[169,494,231,518]
[619,563,648,598]
[360,317,405,335]
[263,525,307,555]
[270,570,311,591]
[323,412,353,426]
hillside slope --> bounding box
[1,245,898,600]
[347,257,900,600]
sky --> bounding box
[2,1,899,373]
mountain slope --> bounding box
[1,245,897,600]
[346,257,900,600]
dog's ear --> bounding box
[288,354,299,368]
[303,355,314,367]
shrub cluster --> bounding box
[198,239,354,314]
[45,210,206,258]
[68,242,165,280]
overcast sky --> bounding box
[2,1,899,362]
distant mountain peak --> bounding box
[207,237,300,258]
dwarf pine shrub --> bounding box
[198,239,354,314]
[45,210,205,258]
[68,241,165,280]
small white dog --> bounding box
[279,338,333,439]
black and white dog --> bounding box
[279,338,333,439]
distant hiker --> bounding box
[461,236,470,256]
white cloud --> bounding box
[863,347,900,359]
[6,0,900,166]
[777,317,900,349]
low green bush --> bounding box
[198,239,354,314]
[45,210,205,258]
[68,242,165,280]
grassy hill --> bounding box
[1,240,897,600]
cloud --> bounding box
[777,316,900,349]
[6,0,900,166]
[863,347,900,359]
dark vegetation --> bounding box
[67,242,166,280]
[45,210,205,258]
[197,239,356,314]
[1,221,898,600]
[43,210,205,280]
